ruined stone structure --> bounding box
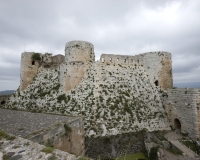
[0,108,84,156]
[20,52,64,91]
[165,88,200,139]
[0,94,12,105]
[29,117,84,156]
[20,41,172,92]
[100,52,173,90]
[61,41,95,92]
[4,40,200,140]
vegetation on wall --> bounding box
[32,53,41,61]
[4,63,169,137]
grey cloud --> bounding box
[0,0,200,90]
[0,67,20,78]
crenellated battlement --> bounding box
[5,40,200,140]
[100,51,173,90]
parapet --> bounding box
[100,52,173,90]
[65,40,95,63]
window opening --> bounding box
[32,60,35,65]
[154,80,159,86]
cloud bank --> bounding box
[0,0,200,90]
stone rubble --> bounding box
[0,136,76,160]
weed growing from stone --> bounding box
[41,147,54,153]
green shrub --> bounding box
[78,157,90,160]
[0,129,16,140]
[53,84,60,90]
[32,53,41,60]
[57,94,67,103]
[182,140,200,154]
[149,147,158,160]
[3,154,11,160]
[103,136,110,144]
[41,147,54,153]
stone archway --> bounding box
[1,100,6,105]
[174,118,181,130]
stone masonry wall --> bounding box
[60,63,91,92]
[0,94,11,105]
[29,117,85,156]
[165,88,200,139]
[20,52,40,91]
[142,52,173,90]
[11,40,172,138]
[100,52,173,90]
[20,52,65,91]
[41,53,65,69]
[0,108,84,156]
[61,41,95,92]
[65,40,95,63]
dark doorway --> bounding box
[174,118,181,130]
[1,101,6,105]
[32,60,35,65]
[154,80,159,86]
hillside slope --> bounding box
[0,90,15,95]
[5,63,170,137]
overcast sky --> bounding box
[0,0,200,91]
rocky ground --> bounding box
[0,133,76,160]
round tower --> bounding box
[20,52,41,91]
[65,40,94,63]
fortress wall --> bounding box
[41,53,64,65]
[196,90,200,138]
[100,54,143,66]
[20,52,40,91]
[142,52,173,90]
[60,63,91,92]
[65,41,95,63]
[29,117,85,156]
[100,52,173,90]
[40,53,64,69]
[0,94,12,105]
[166,88,200,139]
[52,54,65,64]
[60,41,95,92]
[42,53,52,63]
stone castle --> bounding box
[2,40,200,140]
